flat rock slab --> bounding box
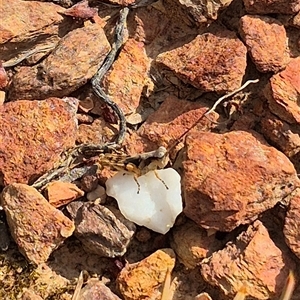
[0,183,75,265]
[156,30,247,93]
[264,56,300,124]
[0,97,78,186]
[201,220,296,299]
[0,0,64,45]
[9,23,110,100]
[239,15,287,72]
[183,130,299,232]
[102,38,151,116]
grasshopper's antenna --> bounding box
[167,79,259,152]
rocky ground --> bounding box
[1,0,300,299]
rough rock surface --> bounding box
[21,289,44,300]
[264,56,300,124]
[102,39,151,116]
[239,15,287,72]
[243,0,300,14]
[201,220,296,299]
[0,97,78,186]
[0,0,65,61]
[156,30,247,93]
[77,117,117,145]
[183,131,299,232]
[163,0,234,26]
[138,95,220,150]
[44,181,84,208]
[9,23,110,100]
[284,188,300,259]
[79,279,121,300]
[0,184,75,264]
[117,248,176,300]
[170,220,222,269]
[67,201,136,257]
[260,111,300,157]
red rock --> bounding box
[0,97,78,186]
[79,279,121,300]
[62,0,98,19]
[292,10,300,27]
[0,62,8,89]
[156,30,247,93]
[183,131,299,232]
[117,248,176,300]
[102,39,151,116]
[264,57,300,124]
[44,181,84,208]
[76,118,117,145]
[22,289,43,300]
[239,15,287,72]
[0,0,68,67]
[284,188,300,259]
[260,112,300,157]
[243,0,300,14]
[9,23,110,100]
[201,220,296,299]
[132,6,169,44]
[163,0,234,26]
[67,202,135,257]
[170,220,222,269]
[0,184,75,264]
[0,0,64,45]
[138,95,220,150]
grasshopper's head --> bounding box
[155,146,168,158]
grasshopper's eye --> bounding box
[156,146,167,158]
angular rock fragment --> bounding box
[201,220,296,299]
[260,111,300,157]
[0,97,78,186]
[170,220,222,269]
[264,57,300,124]
[156,30,247,93]
[79,279,121,300]
[239,15,287,72]
[243,0,300,14]
[22,289,44,300]
[67,201,136,257]
[163,0,234,26]
[0,62,8,89]
[0,0,64,46]
[138,96,220,149]
[77,117,117,145]
[183,131,299,232]
[9,23,110,100]
[284,188,300,259]
[102,39,151,116]
[117,248,176,300]
[0,184,75,264]
[44,181,84,208]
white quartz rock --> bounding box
[105,168,182,234]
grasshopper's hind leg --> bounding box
[154,170,169,190]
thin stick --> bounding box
[72,271,84,300]
[280,270,296,300]
[167,78,259,152]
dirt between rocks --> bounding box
[1,0,300,299]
